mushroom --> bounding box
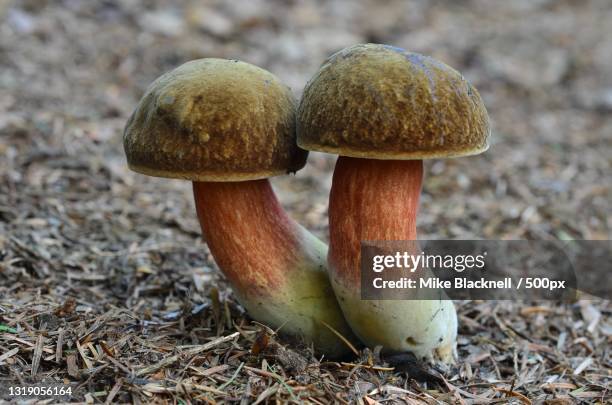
[297,44,491,362]
[124,58,355,356]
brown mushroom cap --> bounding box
[124,58,307,181]
[297,44,491,159]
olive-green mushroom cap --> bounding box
[297,44,491,159]
[124,58,307,181]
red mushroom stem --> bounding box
[328,156,457,362]
[194,179,305,294]
[193,179,355,355]
[329,157,422,284]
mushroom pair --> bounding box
[124,44,490,362]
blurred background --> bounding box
[0,0,610,401]
[1,0,609,245]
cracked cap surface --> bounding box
[124,58,307,181]
[297,44,491,159]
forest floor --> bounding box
[1,0,610,403]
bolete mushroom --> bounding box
[124,58,355,356]
[297,44,491,362]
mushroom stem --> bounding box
[193,179,355,356]
[329,158,422,279]
[328,156,457,362]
